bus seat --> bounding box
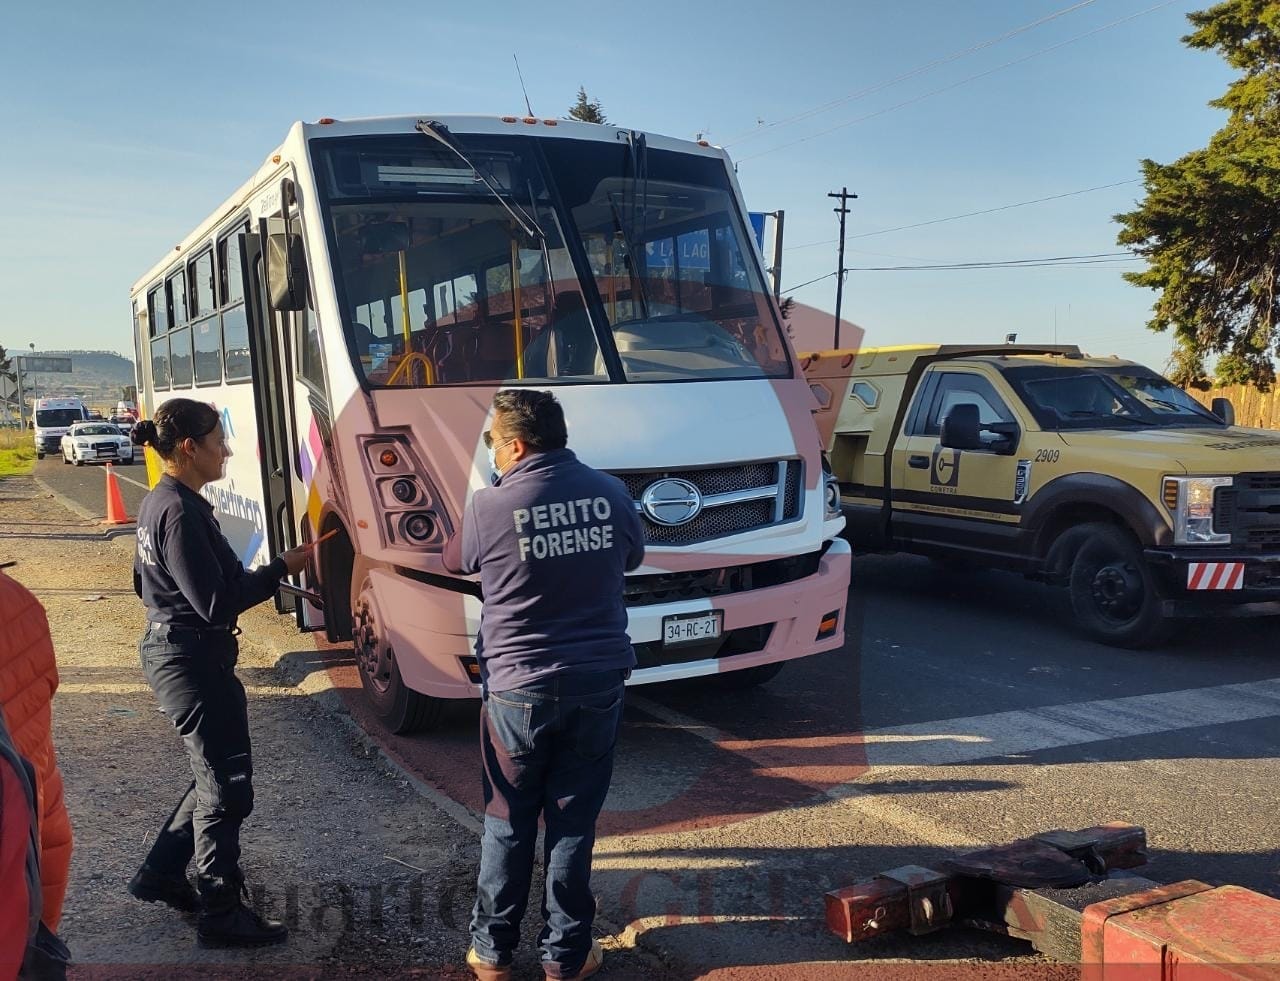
[432,326,480,383]
[547,291,596,376]
[476,319,517,381]
[353,321,374,355]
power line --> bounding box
[783,271,840,292]
[724,0,1100,147]
[844,255,1139,271]
[787,179,1141,250]
[738,0,1180,164]
[783,253,1138,288]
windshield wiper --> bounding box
[415,118,557,307]
[415,119,545,242]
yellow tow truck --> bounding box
[803,344,1280,646]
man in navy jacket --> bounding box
[445,389,644,981]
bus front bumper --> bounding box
[374,538,854,699]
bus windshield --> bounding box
[312,133,789,388]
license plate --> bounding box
[662,610,723,647]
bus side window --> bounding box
[151,335,171,391]
[148,285,168,335]
[218,224,252,382]
[298,304,325,391]
[167,269,188,328]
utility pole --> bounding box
[828,187,857,348]
[15,358,26,430]
[769,210,785,301]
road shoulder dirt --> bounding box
[1,476,484,977]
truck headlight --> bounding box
[1163,475,1232,545]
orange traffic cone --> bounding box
[104,463,131,525]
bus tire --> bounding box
[1068,523,1171,648]
[714,661,786,689]
[352,576,444,733]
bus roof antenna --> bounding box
[513,55,535,117]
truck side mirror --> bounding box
[940,403,984,451]
[1211,397,1235,427]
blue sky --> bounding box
[0,0,1234,370]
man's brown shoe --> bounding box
[467,946,512,981]
[547,939,604,980]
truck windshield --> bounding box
[312,133,788,388]
[1005,365,1224,430]
[35,409,82,427]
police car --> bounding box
[60,422,135,466]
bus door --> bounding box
[285,220,342,634]
[241,189,318,621]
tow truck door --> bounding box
[891,368,1025,554]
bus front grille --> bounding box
[613,460,803,546]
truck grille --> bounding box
[1214,472,1280,548]
[612,460,803,546]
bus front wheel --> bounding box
[352,576,444,733]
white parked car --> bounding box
[60,423,135,466]
[109,414,136,437]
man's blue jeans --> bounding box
[471,669,626,978]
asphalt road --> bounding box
[34,455,1280,974]
[33,451,150,521]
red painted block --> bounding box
[1085,882,1280,980]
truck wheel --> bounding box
[714,661,786,689]
[36,453,44,460]
[352,575,445,733]
[1068,524,1170,648]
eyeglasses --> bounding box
[482,430,516,451]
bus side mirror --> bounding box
[267,232,309,312]
[1211,397,1235,427]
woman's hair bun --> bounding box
[131,420,158,447]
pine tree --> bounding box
[568,87,607,124]
[1116,0,1280,388]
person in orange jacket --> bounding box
[0,706,39,980]
[0,568,73,933]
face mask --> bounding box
[487,446,498,475]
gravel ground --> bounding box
[0,475,626,980]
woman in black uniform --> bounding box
[125,398,310,948]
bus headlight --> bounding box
[401,512,437,544]
[821,452,841,519]
[1163,475,1232,545]
[390,477,419,504]
[360,435,451,550]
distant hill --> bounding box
[23,350,136,410]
